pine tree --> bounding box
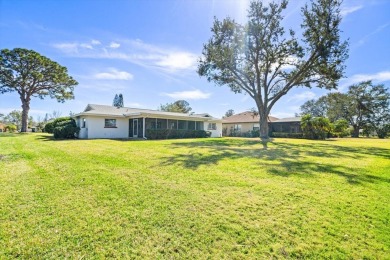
[112,94,119,106]
[118,94,124,107]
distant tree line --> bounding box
[299,81,390,138]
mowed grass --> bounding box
[0,133,389,259]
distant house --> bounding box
[0,123,5,132]
[73,104,222,139]
[222,111,302,137]
[222,111,279,136]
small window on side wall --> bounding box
[208,123,217,130]
[82,118,86,128]
[105,119,117,128]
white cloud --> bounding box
[52,43,79,53]
[155,52,197,71]
[288,91,316,102]
[91,39,101,45]
[109,42,120,48]
[340,5,363,17]
[52,38,198,74]
[163,89,211,100]
[80,43,93,49]
[93,68,134,80]
[341,70,390,89]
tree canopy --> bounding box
[300,81,390,138]
[113,93,124,107]
[224,109,235,118]
[0,48,78,132]
[159,100,192,113]
[198,0,348,148]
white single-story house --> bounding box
[73,104,222,139]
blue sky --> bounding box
[1,0,390,119]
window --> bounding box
[234,124,242,131]
[178,120,187,130]
[104,119,117,128]
[196,121,203,130]
[207,123,217,130]
[168,119,177,129]
[253,123,259,131]
[188,121,195,130]
[82,118,86,128]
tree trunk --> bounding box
[352,125,359,138]
[21,100,30,132]
[259,112,270,150]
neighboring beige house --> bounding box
[0,123,5,132]
[222,111,279,136]
[73,104,223,139]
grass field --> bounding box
[0,133,389,258]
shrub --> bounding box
[376,123,390,139]
[301,114,332,140]
[146,129,208,139]
[271,132,304,138]
[44,122,54,133]
[228,129,259,138]
[44,117,75,134]
[332,119,350,138]
[53,118,79,139]
[5,124,17,133]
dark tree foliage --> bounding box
[301,114,332,140]
[330,81,389,137]
[118,94,124,107]
[224,109,235,118]
[53,118,79,139]
[300,81,390,138]
[361,83,390,138]
[198,0,348,148]
[0,48,78,132]
[113,94,119,106]
[159,100,192,113]
[113,93,124,107]
[300,96,328,117]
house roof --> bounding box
[222,111,279,123]
[273,117,302,123]
[74,104,222,122]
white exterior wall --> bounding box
[76,115,222,139]
[77,117,88,139]
[84,116,129,139]
[204,121,223,137]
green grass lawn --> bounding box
[0,133,389,258]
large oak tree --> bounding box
[0,48,78,132]
[198,0,348,148]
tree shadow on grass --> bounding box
[160,139,390,185]
[35,135,145,142]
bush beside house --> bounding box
[44,117,79,139]
[146,129,209,139]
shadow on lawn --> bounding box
[161,139,390,185]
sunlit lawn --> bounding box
[0,133,389,258]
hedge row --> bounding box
[270,132,304,138]
[146,129,210,139]
[226,130,260,138]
